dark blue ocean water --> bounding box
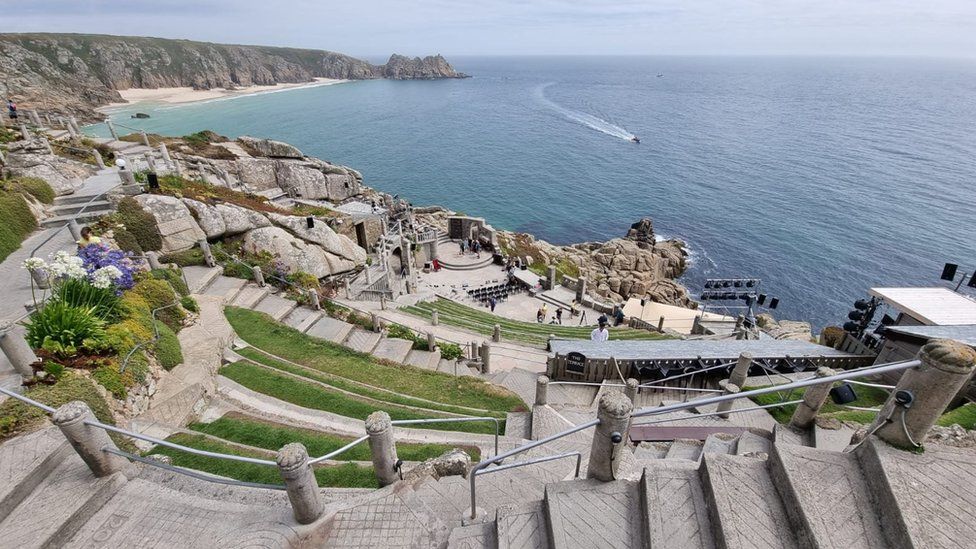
[93,56,976,329]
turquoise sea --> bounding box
[91,56,976,329]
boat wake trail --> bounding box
[536,82,635,141]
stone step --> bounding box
[496,501,548,549]
[39,208,114,228]
[0,428,70,518]
[252,293,297,321]
[702,433,738,456]
[371,337,414,364]
[503,411,532,440]
[666,439,704,461]
[813,424,855,452]
[343,328,381,354]
[0,453,127,549]
[770,442,886,549]
[182,265,223,294]
[437,358,462,375]
[49,199,112,216]
[405,348,440,370]
[201,275,247,302]
[438,256,495,271]
[641,461,717,549]
[633,442,669,460]
[545,479,643,549]
[229,284,270,309]
[735,431,772,457]
[305,315,354,342]
[496,367,539,408]
[773,423,814,447]
[448,521,496,549]
[282,306,322,333]
[700,453,799,549]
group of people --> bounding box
[458,238,483,259]
[535,303,566,324]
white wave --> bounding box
[535,82,636,141]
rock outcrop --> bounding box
[236,136,303,159]
[183,199,270,239]
[1,139,95,195]
[267,213,366,265]
[756,313,813,341]
[0,33,466,120]
[241,226,356,278]
[133,194,206,253]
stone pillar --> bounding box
[429,238,439,261]
[657,316,666,332]
[173,159,184,177]
[547,265,557,290]
[365,267,373,285]
[198,239,216,268]
[492,324,501,343]
[366,411,400,487]
[252,265,265,287]
[789,367,837,429]
[145,251,163,271]
[380,295,386,310]
[53,401,128,477]
[869,340,976,448]
[728,352,753,388]
[40,137,54,155]
[119,169,136,187]
[587,391,633,481]
[159,143,172,163]
[370,313,380,332]
[29,110,42,126]
[624,378,639,404]
[427,332,436,352]
[535,376,549,405]
[548,334,555,352]
[92,148,106,169]
[140,131,151,147]
[715,382,741,419]
[469,341,479,360]
[0,323,37,378]
[105,119,119,140]
[276,443,323,524]
[575,276,587,303]
[69,116,81,135]
[144,153,156,173]
[431,310,439,326]
[691,315,702,334]
[480,342,491,374]
[308,289,321,311]
[68,219,82,242]
[20,124,30,141]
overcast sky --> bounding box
[1,1,974,58]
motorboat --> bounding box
[631,136,641,144]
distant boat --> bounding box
[631,136,641,144]
[656,74,664,78]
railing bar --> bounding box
[632,399,804,426]
[474,451,581,477]
[846,380,896,390]
[85,420,278,466]
[104,447,287,491]
[0,385,57,413]
[390,417,499,457]
[307,435,369,465]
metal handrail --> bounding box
[391,417,500,458]
[632,399,805,426]
[120,300,182,373]
[847,380,896,390]
[104,447,287,491]
[307,435,369,466]
[29,178,124,259]
[642,387,725,394]
[549,381,626,388]
[474,450,581,479]
[0,385,57,413]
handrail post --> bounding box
[492,324,501,342]
[145,251,163,271]
[427,331,436,352]
[0,322,38,379]
[92,147,106,169]
[53,401,128,477]
[588,391,632,481]
[624,378,639,404]
[159,143,172,163]
[276,443,324,524]
[480,342,491,374]
[307,288,321,310]
[140,131,151,147]
[788,367,836,429]
[105,119,118,141]
[535,375,550,405]
[252,265,265,287]
[729,352,753,388]
[198,239,216,268]
[715,382,741,419]
[366,411,400,487]
[431,310,439,326]
[867,340,976,448]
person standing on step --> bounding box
[489,296,497,312]
[556,307,563,325]
[7,99,17,121]
[590,318,610,342]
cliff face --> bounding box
[0,33,467,119]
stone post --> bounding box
[657,316,666,332]
[575,276,587,303]
[173,159,184,177]
[92,148,106,169]
[728,352,753,388]
[692,315,702,334]
[307,289,321,311]
[118,169,137,187]
[144,152,156,173]
[40,137,54,155]
[276,443,323,524]
[66,121,78,139]
[469,341,479,361]
[29,110,42,126]
[548,334,555,352]
[380,295,386,310]
[20,124,30,141]
[252,265,265,287]
[587,391,633,481]
[547,265,557,290]
[365,267,373,285]
[370,313,380,332]
[427,332,436,352]
[198,239,216,268]
[0,323,38,378]
[788,367,837,429]
[535,376,550,406]
[105,119,119,141]
[492,324,501,343]
[69,116,81,135]
[431,310,439,326]
[140,131,151,147]
[480,342,491,374]
[145,251,163,271]
[68,219,82,242]
[715,382,741,419]
[366,411,400,487]
[28,266,49,289]
[159,143,172,163]
[624,378,639,404]
[53,401,128,477]
[869,340,976,448]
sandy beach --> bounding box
[109,77,347,107]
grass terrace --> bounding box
[402,298,672,347]
[747,384,891,425]
[225,307,525,414]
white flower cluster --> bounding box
[91,266,123,289]
[22,257,46,271]
[46,251,88,280]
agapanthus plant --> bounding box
[77,243,141,291]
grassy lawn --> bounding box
[401,298,671,347]
[747,383,890,425]
[937,403,976,430]
[191,413,480,461]
[225,307,524,414]
[221,361,503,435]
[147,433,378,488]
[236,347,506,418]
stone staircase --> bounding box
[39,168,120,228]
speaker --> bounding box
[942,263,958,281]
[969,274,976,288]
[769,297,779,309]
[147,172,159,189]
[757,293,766,305]
[306,216,315,229]
[830,383,858,405]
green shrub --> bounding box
[53,277,121,321]
[112,229,143,254]
[117,197,162,252]
[0,189,37,262]
[160,248,205,267]
[7,177,55,204]
[439,342,464,361]
[150,268,189,296]
[180,295,199,313]
[24,302,106,358]
[387,323,427,351]
[92,364,128,399]
[131,279,184,331]
[154,321,183,370]
[43,361,65,380]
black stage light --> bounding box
[769,298,779,309]
[854,299,870,310]
[843,321,860,332]
[848,310,864,321]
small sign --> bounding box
[566,352,586,374]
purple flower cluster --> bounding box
[77,243,141,291]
